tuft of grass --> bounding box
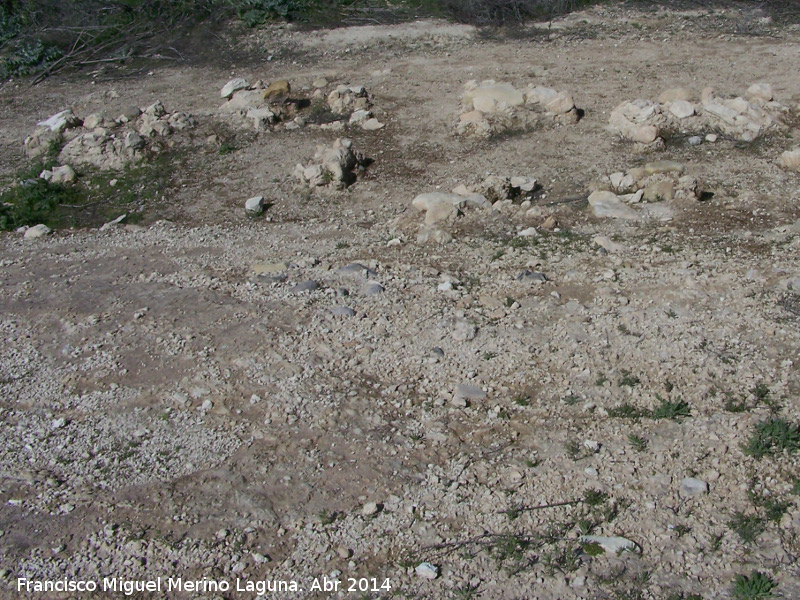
[619,371,640,387]
[744,418,800,459]
[728,512,766,544]
[651,396,691,421]
[513,395,530,407]
[732,570,777,600]
[583,489,608,506]
[724,395,749,413]
[751,383,770,402]
[628,433,648,452]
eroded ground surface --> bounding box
[2,4,800,599]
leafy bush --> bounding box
[1,38,61,78]
[239,0,307,26]
[0,178,81,231]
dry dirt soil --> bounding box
[2,4,800,599]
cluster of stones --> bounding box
[219,77,384,132]
[609,83,789,148]
[456,79,580,138]
[326,84,385,131]
[410,175,540,244]
[588,160,700,221]
[24,101,195,171]
[293,138,368,190]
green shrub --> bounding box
[0,178,81,230]
[239,0,306,26]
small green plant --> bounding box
[335,241,350,249]
[580,541,604,556]
[583,489,608,506]
[651,396,691,420]
[732,570,777,599]
[318,508,339,525]
[751,383,770,402]
[577,519,595,535]
[628,433,648,452]
[595,375,608,386]
[562,394,580,405]
[745,418,800,458]
[666,309,677,318]
[482,351,497,360]
[619,371,640,387]
[565,440,594,461]
[543,546,581,574]
[217,142,237,155]
[672,524,691,538]
[491,249,504,261]
[711,532,724,552]
[728,512,766,544]
[724,395,749,413]
[454,583,480,599]
[513,395,530,407]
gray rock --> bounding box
[118,106,142,121]
[588,190,639,220]
[687,135,702,146]
[669,100,695,119]
[415,562,438,580]
[40,165,77,185]
[330,306,356,317]
[221,78,250,99]
[24,224,52,239]
[411,192,463,226]
[454,383,486,403]
[361,282,385,296]
[245,196,265,215]
[338,263,378,278]
[362,502,380,516]
[290,280,319,294]
[516,270,548,284]
[99,214,127,231]
[37,109,81,133]
[679,477,708,498]
[361,118,385,131]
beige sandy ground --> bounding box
[2,4,800,599]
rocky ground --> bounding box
[2,3,800,599]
